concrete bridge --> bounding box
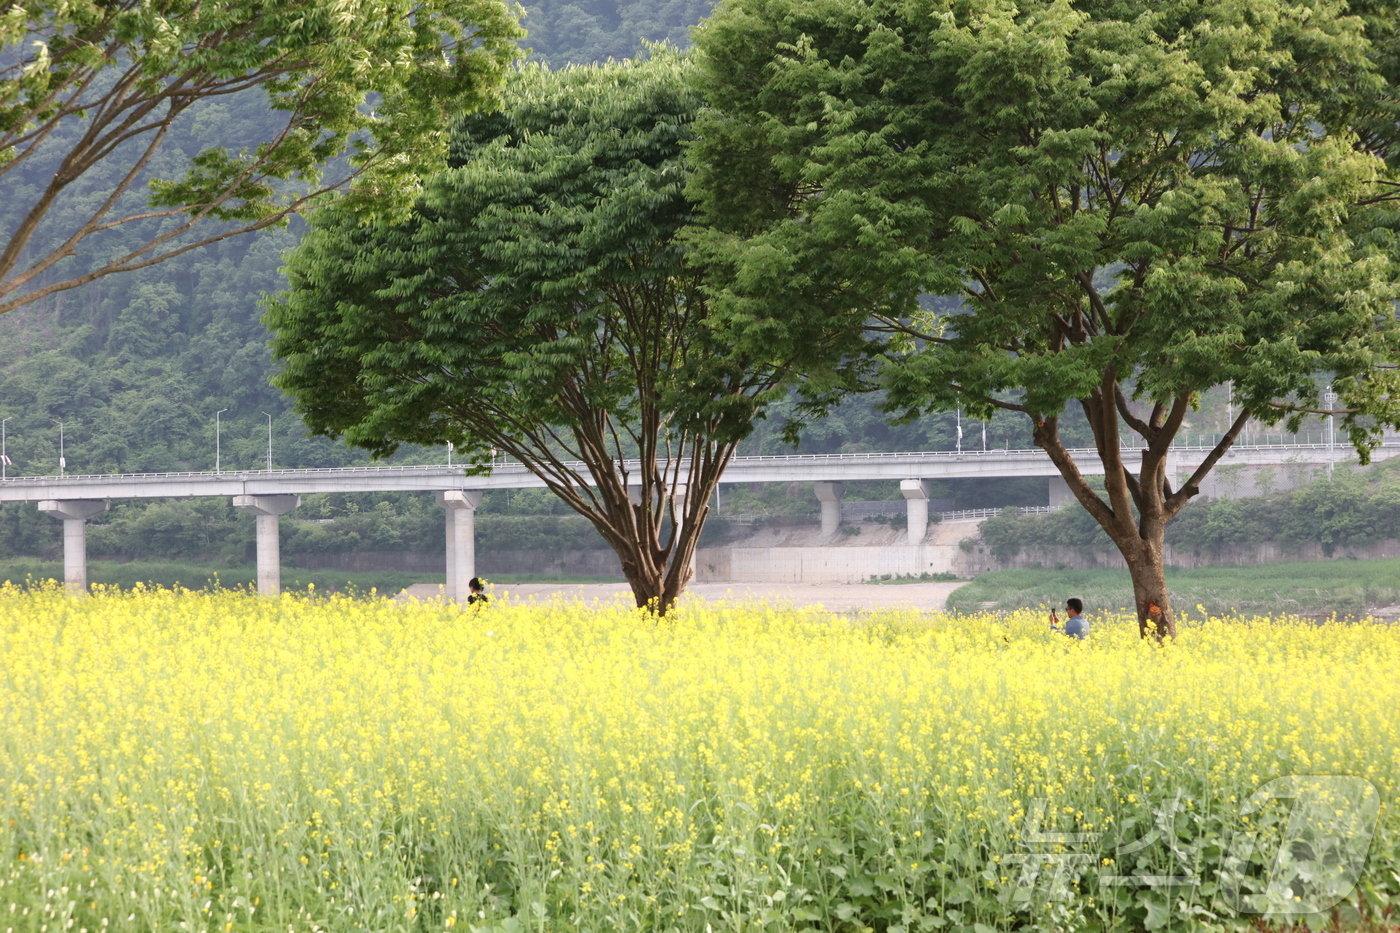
[0,440,1384,597]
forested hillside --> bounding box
[517,0,716,63]
[0,0,728,563]
[0,0,723,475]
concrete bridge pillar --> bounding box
[37,499,108,594]
[1165,451,1186,497]
[439,490,484,601]
[1048,476,1074,508]
[900,479,932,545]
[672,485,697,572]
[233,495,300,595]
[814,481,844,536]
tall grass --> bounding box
[1,588,1396,931]
[0,558,437,595]
[0,559,623,594]
[947,557,1400,617]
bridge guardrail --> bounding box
[937,506,1060,522]
[0,435,1392,485]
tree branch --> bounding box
[1165,408,1251,518]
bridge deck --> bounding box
[0,442,1380,503]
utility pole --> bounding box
[52,420,65,475]
[261,412,273,471]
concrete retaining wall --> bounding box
[695,544,967,583]
[294,525,1400,584]
[297,547,625,578]
[695,519,983,583]
[295,550,443,573]
[294,522,986,584]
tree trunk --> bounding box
[1033,394,1191,641]
[1117,535,1176,640]
[616,536,694,615]
[523,427,736,619]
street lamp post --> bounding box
[1325,386,1336,478]
[260,411,273,471]
[1,417,9,479]
[215,409,229,472]
[1226,381,1233,434]
[52,420,65,476]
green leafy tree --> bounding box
[268,56,812,613]
[0,0,521,316]
[690,0,1400,636]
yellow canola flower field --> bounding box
[0,585,1396,933]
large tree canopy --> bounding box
[269,55,810,613]
[690,0,1400,636]
[0,0,521,315]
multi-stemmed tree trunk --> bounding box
[487,429,737,614]
[425,347,754,613]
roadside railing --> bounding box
[2,435,1393,485]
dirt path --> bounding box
[477,580,969,612]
